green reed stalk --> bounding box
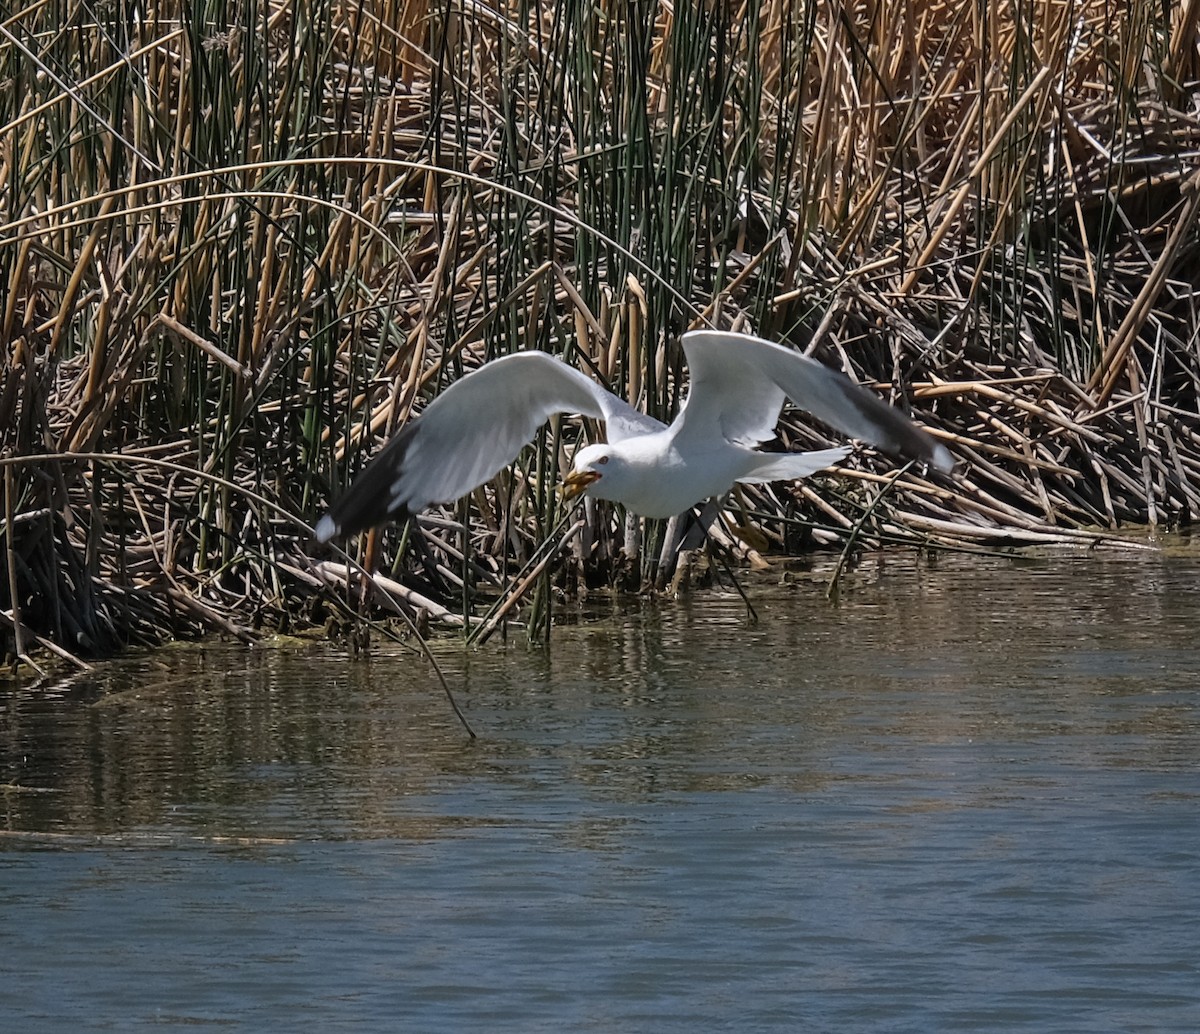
[1,0,1197,659]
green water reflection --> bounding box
[2,548,1199,1032]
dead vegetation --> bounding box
[1,0,1198,663]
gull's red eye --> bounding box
[598,456,609,465]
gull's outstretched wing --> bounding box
[316,351,664,541]
[675,330,953,472]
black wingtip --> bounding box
[830,375,952,475]
[316,421,418,541]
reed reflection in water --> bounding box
[2,550,1199,1032]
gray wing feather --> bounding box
[317,351,663,540]
[676,330,953,472]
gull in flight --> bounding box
[315,329,953,542]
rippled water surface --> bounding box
[3,549,1199,1032]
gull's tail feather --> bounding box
[737,446,853,485]
[315,421,418,542]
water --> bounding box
[3,549,1199,1031]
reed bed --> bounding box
[1,0,1198,664]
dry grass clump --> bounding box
[1,0,1198,661]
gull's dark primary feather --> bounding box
[315,419,420,541]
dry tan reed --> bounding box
[1,0,1198,662]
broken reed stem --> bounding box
[826,462,918,601]
[466,508,586,648]
[1,0,1197,667]
[0,451,472,736]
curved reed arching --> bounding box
[2,1,1197,661]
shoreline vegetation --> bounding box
[2,1,1199,670]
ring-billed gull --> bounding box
[315,329,952,541]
